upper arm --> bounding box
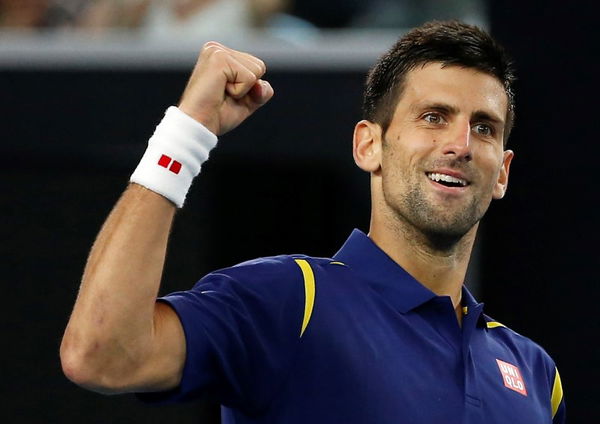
[126,301,187,393]
[130,257,307,407]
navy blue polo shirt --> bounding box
[142,229,565,423]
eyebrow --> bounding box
[412,102,505,126]
[411,102,458,115]
[471,110,504,126]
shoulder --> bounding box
[191,254,340,296]
[207,254,343,282]
[482,314,565,419]
[211,254,325,279]
[193,254,348,312]
[483,314,547,351]
[482,313,558,372]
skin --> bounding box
[353,63,513,323]
[60,42,273,394]
[60,50,511,396]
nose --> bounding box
[441,118,472,161]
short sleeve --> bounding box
[137,255,306,413]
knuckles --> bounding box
[199,41,266,78]
[256,59,267,76]
[202,40,223,51]
[201,42,226,60]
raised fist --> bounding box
[178,42,274,136]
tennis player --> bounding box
[61,21,565,423]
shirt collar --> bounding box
[461,285,486,326]
[333,229,484,317]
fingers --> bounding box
[223,55,263,100]
[180,41,273,135]
[203,41,266,81]
[200,41,269,102]
[215,42,266,79]
[248,80,274,107]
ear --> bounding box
[353,120,382,173]
[493,150,514,199]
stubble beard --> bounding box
[387,182,486,252]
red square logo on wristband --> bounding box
[158,154,182,174]
[158,154,171,168]
[169,160,182,174]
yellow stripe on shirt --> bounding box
[486,321,506,329]
[551,367,563,418]
[294,259,316,337]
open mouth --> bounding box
[426,172,468,188]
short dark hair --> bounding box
[363,20,516,145]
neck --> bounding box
[368,212,477,317]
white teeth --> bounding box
[427,172,467,186]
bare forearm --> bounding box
[61,183,175,388]
[61,42,273,394]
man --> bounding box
[61,21,565,423]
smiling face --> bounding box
[355,62,513,247]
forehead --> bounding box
[398,62,508,119]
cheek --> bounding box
[381,128,432,179]
[382,146,411,181]
[474,143,503,169]
[479,156,504,189]
[383,135,425,169]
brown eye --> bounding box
[423,113,445,124]
[473,123,493,136]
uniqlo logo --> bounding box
[496,359,527,396]
[157,154,182,174]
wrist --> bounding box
[129,106,218,208]
[178,102,220,135]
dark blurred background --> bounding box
[1,0,597,422]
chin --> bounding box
[411,208,482,249]
[424,224,473,245]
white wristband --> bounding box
[130,106,218,208]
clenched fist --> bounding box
[178,42,274,136]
